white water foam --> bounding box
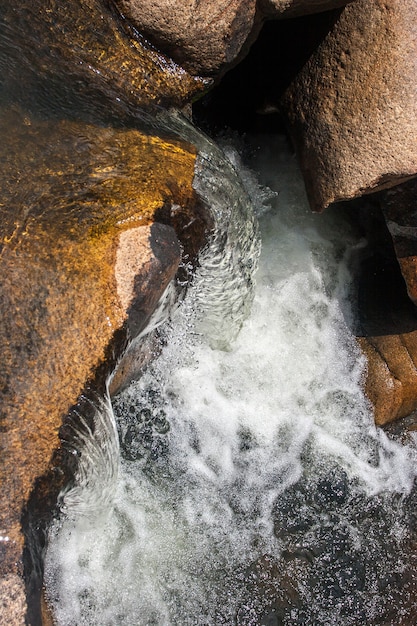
[45,135,417,625]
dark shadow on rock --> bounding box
[193,9,343,135]
[339,197,417,337]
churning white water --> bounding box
[45,134,417,625]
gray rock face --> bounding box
[281,0,417,212]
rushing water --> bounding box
[45,134,417,625]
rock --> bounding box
[237,553,306,624]
[0,106,205,624]
[111,0,353,78]
[381,180,417,307]
[281,0,417,212]
[358,334,417,426]
[0,0,209,115]
[192,11,350,134]
[112,0,261,76]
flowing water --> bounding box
[45,133,417,625]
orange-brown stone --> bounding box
[0,0,209,114]
[0,106,202,623]
[359,332,417,426]
[110,0,353,79]
[112,0,260,77]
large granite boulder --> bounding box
[111,0,353,77]
[281,0,417,212]
[112,0,260,76]
[0,106,207,624]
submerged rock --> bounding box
[242,472,417,625]
[0,106,206,624]
[281,0,417,212]
[0,0,209,114]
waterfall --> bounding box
[44,132,417,625]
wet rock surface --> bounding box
[359,333,417,426]
[112,0,260,77]
[239,466,417,625]
[0,105,202,623]
[1,0,417,621]
[0,0,208,115]
[0,575,27,626]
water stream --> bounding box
[45,133,417,625]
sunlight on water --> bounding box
[45,135,417,625]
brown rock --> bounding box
[381,180,417,307]
[359,332,417,426]
[111,0,354,79]
[0,106,202,623]
[0,0,209,114]
[281,0,417,212]
[112,0,260,76]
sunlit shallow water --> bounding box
[45,135,417,625]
